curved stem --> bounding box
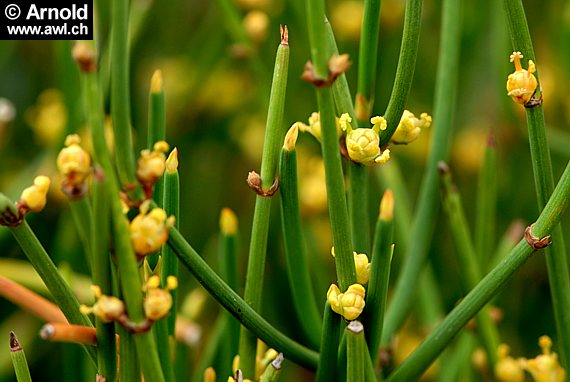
[379,0,423,146]
[386,158,570,381]
[381,0,461,345]
[167,228,319,370]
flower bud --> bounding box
[136,141,170,189]
[495,344,525,382]
[129,201,175,256]
[327,283,366,320]
[525,336,566,382]
[19,176,51,212]
[354,253,371,284]
[391,110,432,144]
[345,128,390,166]
[80,285,125,323]
[506,51,538,105]
[56,134,91,188]
[143,275,178,321]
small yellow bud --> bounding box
[380,189,394,222]
[495,344,525,382]
[345,128,390,166]
[283,124,299,151]
[143,276,178,321]
[232,355,240,374]
[204,367,216,382]
[370,116,387,131]
[81,286,126,323]
[129,207,174,256]
[338,113,353,132]
[57,134,91,187]
[150,69,163,94]
[136,142,169,187]
[166,148,179,174]
[506,51,538,105]
[390,110,432,144]
[354,253,371,284]
[20,175,51,212]
[327,283,366,320]
[525,335,567,382]
[220,208,238,235]
[307,112,322,141]
[243,10,269,43]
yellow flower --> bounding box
[495,344,525,382]
[129,201,175,256]
[19,176,51,212]
[80,285,125,323]
[136,141,169,188]
[331,247,371,284]
[524,336,566,382]
[391,110,432,144]
[506,51,538,105]
[143,275,178,321]
[341,114,390,166]
[56,134,91,187]
[327,283,366,320]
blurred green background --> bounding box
[1,0,570,380]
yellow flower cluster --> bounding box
[143,275,178,321]
[341,113,390,166]
[391,110,432,144]
[19,176,51,213]
[57,134,91,196]
[136,141,170,195]
[129,200,175,257]
[506,51,538,105]
[327,283,366,321]
[80,285,125,323]
[495,336,566,382]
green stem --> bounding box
[475,134,497,267]
[168,228,319,370]
[365,193,394,363]
[386,158,570,381]
[191,314,227,382]
[69,197,93,269]
[279,146,322,349]
[379,0,423,146]
[381,0,461,345]
[111,0,143,201]
[91,174,117,381]
[346,321,365,382]
[439,164,500,368]
[9,332,32,382]
[154,319,175,382]
[504,0,570,368]
[8,222,96,364]
[260,353,283,382]
[315,303,340,382]
[119,326,140,382]
[239,33,289,378]
[162,154,180,338]
[148,70,166,210]
[356,0,382,119]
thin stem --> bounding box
[504,0,570,368]
[239,31,289,378]
[10,332,32,382]
[364,190,394,363]
[381,0,461,345]
[68,197,93,270]
[386,158,570,381]
[475,133,497,267]
[148,70,166,209]
[190,314,227,382]
[119,327,140,382]
[111,0,143,200]
[8,222,96,363]
[167,228,319,370]
[356,0,382,120]
[279,144,322,349]
[439,164,500,368]
[259,353,283,382]
[40,323,98,346]
[379,0,423,146]
[346,321,365,382]
[315,302,340,382]
[91,173,117,381]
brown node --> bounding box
[524,223,551,250]
[247,171,279,197]
[116,314,153,334]
[301,54,352,87]
[524,84,543,109]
